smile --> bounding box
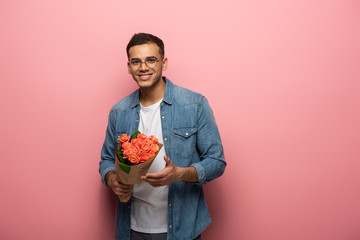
[138,74,152,80]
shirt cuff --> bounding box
[101,167,116,187]
[190,162,206,184]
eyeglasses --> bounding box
[128,57,160,70]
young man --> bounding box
[99,33,226,240]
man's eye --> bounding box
[146,58,156,63]
[131,60,140,65]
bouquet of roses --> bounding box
[115,130,162,190]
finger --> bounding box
[144,176,170,187]
[143,176,165,183]
[112,184,132,192]
[144,162,173,179]
[114,186,132,192]
[113,179,132,187]
[114,187,133,195]
[118,182,133,188]
[143,171,167,180]
[117,192,132,200]
[114,178,132,186]
[164,155,171,166]
[114,190,132,196]
[146,179,165,187]
[112,182,132,190]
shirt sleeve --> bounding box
[99,110,117,187]
[191,97,226,184]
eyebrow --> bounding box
[130,56,157,61]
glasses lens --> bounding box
[145,57,158,68]
[129,57,159,70]
[130,60,141,69]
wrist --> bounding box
[175,167,184,182]
[106,170,116,186]
[176,167,198,183]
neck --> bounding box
[139,78,166,107]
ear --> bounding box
[162,57,168,71]
[127,62,132,74]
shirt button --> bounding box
[185,132,189,136]
[162,116,165,119]
[136,119,139,122]
[164,138,168,141]
[169,203,172,207]
[169,225,172,228]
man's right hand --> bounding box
[106,171,133,200]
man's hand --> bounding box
[106,171,133,200]
[141,156,198,187]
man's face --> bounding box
[127,43,168,89]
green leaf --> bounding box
[129,129,141,141]
[119,161,131,174]
[116,149,125,163]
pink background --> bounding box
[1,0,359,239]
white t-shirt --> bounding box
[130,99,169,233]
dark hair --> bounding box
[126,33,164,58]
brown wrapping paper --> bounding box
[115,143,163,202]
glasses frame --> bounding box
[128,57,161,70]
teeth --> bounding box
[139,75,151,80]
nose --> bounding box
[139,61,149,71]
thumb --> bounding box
[164,155,171,166]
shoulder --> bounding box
[172,84,205,106]
[110,89,139,113]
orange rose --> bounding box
[119,134,130,143]
[151,144,160,153]
[149,135,159,144]
[141,143,151,152]
[148,151,156,159]
[131,145,140,155]
[128,154,140,164]
[137,133,147,141]
[117,131,161,166]
[139,152,151,163]
[143,138,152,145]
[122,142,132,150]
[131,138,142,147]
[123,148,133,158]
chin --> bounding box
[136,77,161,88]
[138,83,153,88]
[135,81,154,89]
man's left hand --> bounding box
[141,155,179,187]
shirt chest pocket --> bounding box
[172,127,198,159]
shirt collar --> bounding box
[131,77,174,109]
[162,77,174,105]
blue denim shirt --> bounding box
[99,78,226,240]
